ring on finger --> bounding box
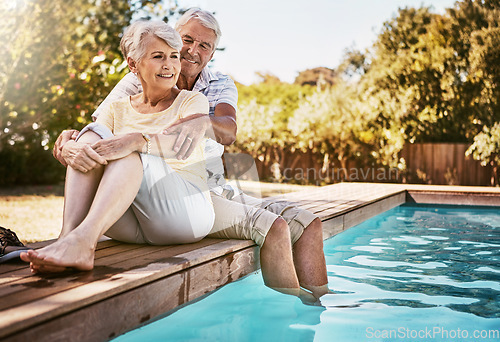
[186,137,193,142]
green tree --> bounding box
[352,1,499,170]
[231,77,314,179]
[294,67,337,88]
[466,122,500,185]
[364,7,455,143]
[0,0,174,186]
[288,82,378,180]
[337,48,370,79]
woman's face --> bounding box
[135,35,181,92]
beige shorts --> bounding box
[207,192,318,246]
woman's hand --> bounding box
[61,140,108,173]
[92,133,143,161]
[53,129,80,166]
[163,114,211,160]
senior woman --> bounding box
[21,20,214,273]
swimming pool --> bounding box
[114,203,500,341]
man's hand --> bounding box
[163,114,211,160]
[92,133,143,161]
[53,129,79,166]
[62,140,108,173]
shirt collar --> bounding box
[193,67,218,92]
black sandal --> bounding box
[0,226,30,263]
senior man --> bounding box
[53,8,329,302]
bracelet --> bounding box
[141,133,151,154]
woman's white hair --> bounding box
[120,20,182,62]
[174,8,221,49]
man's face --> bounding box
[177,19,217,78]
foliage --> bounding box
[344,1,499,168]
[288,82,376,170]
[337,48,370,79]
[466,122,500,185]
[294,67,337,88]
[234,0,499,184]
[235,76,314,150]
[1,0,498,186]
[0,0,176,186]
[230,76,315,178]
[466,122,500,166]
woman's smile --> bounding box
[157,73,175,79]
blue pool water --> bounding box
[115,204,500,341]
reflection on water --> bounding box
[325,204,500,321]
[115,204,500,342]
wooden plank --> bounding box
[0,242,157,286]
[343,192,406,230]
[284,182,383,204]
[0,266,32,286]
[322,216,343,240]
[290,184,395,217]
[0,238,131,275]
[455,144,465,185]
[0,239,235,311]
[433,144,444,184]
[298,199,351,213]
[312,189,406,221]
[1,182,499,342]
[406,191,500,206]
[0,245,171,310]
[0,239,255,339]
[1,245,260,342]
[401,184,500,194]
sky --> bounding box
[176,0,458,85]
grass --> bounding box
[0,181,316,244]
[0,185,65,244]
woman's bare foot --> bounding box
[20,232,95,273]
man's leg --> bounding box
[208,194,317,303]
[260,218,318,303]
[292,218,330,298]
[259,218,298,288]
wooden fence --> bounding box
[228,143,495,187]
[400,143,494,186]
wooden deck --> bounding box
[1,183,499,341]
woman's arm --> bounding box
[93,90,210,162]
[91,132,179,161]
[53,73,141,168]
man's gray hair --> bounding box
[120,20,182,62]
[174,8,221,49]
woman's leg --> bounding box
[23,130,105,272]
[23,152,144,272]
[59,131,105,237]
